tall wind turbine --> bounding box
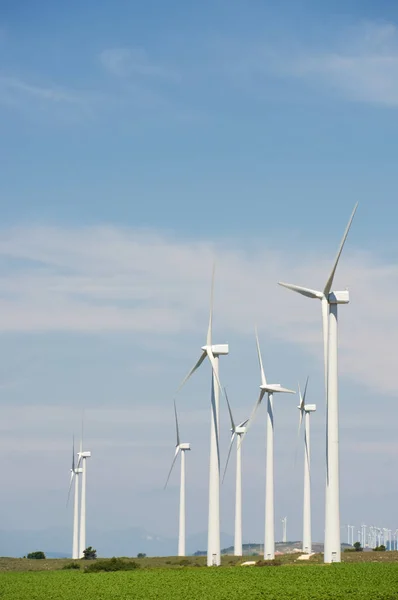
[164,401,191,557]
[297,377,316,554]
[67,437,82,560]
[248,331,295,560]
[278,203,358,563]
[175,267,228,566]
[77,419,91,559]
[222,389,248,557]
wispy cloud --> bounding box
[214,20,398,107]
[0,76,83,104]
[290,21,398,106]
[0,224,396,396]
[100,48,180,83]
[0,74,100,121]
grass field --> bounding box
[1,563,398,599]
[0,553,398,599]
[1,549,398,571]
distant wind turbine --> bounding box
[281,517,287,543]
[67,436,82,560]
[222,389,248,557]
[164,401,191,557]
[77,417,91,559]
[247,330,295,560]
[278,203,358,563]
[175,266,228,566]
[297,377,316,554]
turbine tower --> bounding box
[278,203,358,563]
[247,330,295,560]
[77,421,91,559]
[175,266,228,566]
[297,377,316,554]
[67,437,82,560]
[281,517,287,543]
[222,389,248,557]
[164,401,191,557]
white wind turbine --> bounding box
[222,389,248,557]
[281,517,287,543]
[67,437,82,560]
[77,421,91,559]
[297,377,316,554]
[278,203,358,563]
[247,331,295,560]
[164,401,191,557]
[175,267,228,566]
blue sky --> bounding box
[0,1,398,554]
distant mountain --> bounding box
[0,527,233,558]
[0,528,351,559]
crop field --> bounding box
[1,563,398,600]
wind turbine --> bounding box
[222,389,248,557]
[77,419,91,559]
[175,267,228,566]
[281,517,287,543]
[67,436,82,560]
[297,377,316,554]
[247,331,295,560]
[278,203,358,563]
[164,401,191,557]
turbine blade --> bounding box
[302,376,309,404]
[323,202,358,297]
[173,400,180,447]
[67,470,74,507]
[255,328,267,386]
[175,351,207,395]
[224,387,235,431]
[222,433,235,484]
[273,385,296,394]
[278,282,323,300]
[243,389,266,438]
[206,263,215,347]
[71,436,75,471]
[298,381,304,410]
[164,447,180,489]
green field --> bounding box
[1,563,398,600]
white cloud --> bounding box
[0,224,396,397]
[289,21,398,106]
[100,48,180,83]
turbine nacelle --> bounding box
[328,291,349,304]
[78,451,91,458]
[179,442,191,451]
[304,403,316,412]
[201,344,229,355]
[72,467,83,474]
[235,425,247,435]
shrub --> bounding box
[373,545,386,552]
[177,558,191,566]
[83,546,97,560]
[137,553,146,558]
[62,562,80,570]
[255,559,282,567]
[27,551,46,560]
[85,557,140,573]
[353,542,362,552]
